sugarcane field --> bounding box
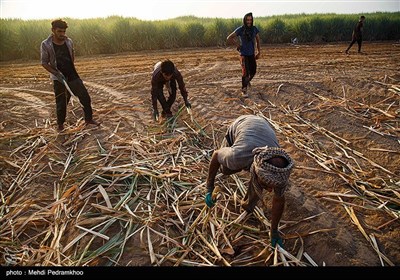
[0,41,399,267]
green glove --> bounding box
[271,230,283,248]
[205,192,215,208]
[271,237,283,248]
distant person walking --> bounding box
[226,12,261,97]
[345,15,366,54]
[40,19,99,131]
[151,60,191,121]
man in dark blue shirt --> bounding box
[226,12,261,97]
[345,15,366,54]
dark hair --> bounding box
[243,12,253,26]
[360,15,365,19]
[51,19,68,29]
[267,156,289,168]
[161,60,175,75]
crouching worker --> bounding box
[151,60,191,121]
[205,114,294,248]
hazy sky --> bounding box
[1,0,399,20]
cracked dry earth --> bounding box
[0,42,399,267]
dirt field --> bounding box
[0,42,399,267]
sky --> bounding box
[0,0,399,21]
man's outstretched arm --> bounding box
[206,150,221,194]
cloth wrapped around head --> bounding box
[250,146,294,196]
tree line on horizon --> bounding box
[0,12,399,61]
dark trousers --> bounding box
[151,79,177,115]
[346,36,363,52]
[240,55,257,89]
[53,78,93,125]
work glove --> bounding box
[205,192,216,208]
[55,72,66,83]
[271,230,283,248]
[185,100,191,109]
[152,110,159,121]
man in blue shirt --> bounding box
[226,12,261,97]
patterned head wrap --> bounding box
[250,146,294,197]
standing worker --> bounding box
[345,15,366,54]
[41,19,99,131]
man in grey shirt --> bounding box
[41,19,99,131]
[205,114,294,248]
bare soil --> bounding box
[0,42,399,267]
